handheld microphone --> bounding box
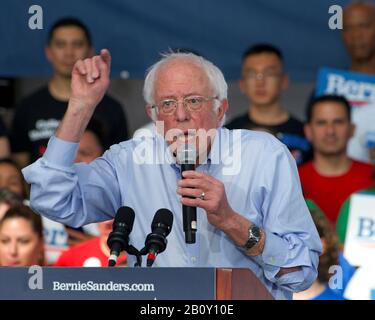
[107,206,135,267]
[140,208,174,267]
[177,143,197,244]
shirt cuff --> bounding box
[43,135,79,167]
[253,230,317,290]
[261,230,291,267]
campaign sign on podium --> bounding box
[344,193,375,266]
[0,267,215,300]
[0,267,273,300]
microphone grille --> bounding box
[152,208,174,235]
[115,206,135,230]
[176,143,196,164]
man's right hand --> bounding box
[56,49,112,142]
[70,49,111,112]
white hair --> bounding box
[143,52,228,114]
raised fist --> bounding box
[70,49,112,111]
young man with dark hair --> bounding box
[299,94,374,224]
[10,17,128,167]
[226,43,310,164]
[47,18,93,47]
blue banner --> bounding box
[1,0,351,80]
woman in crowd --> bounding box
[0,205,45,266]
[294,206,346,300]
[0,158,68,264]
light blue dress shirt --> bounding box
[23,128,322,300]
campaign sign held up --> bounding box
[343,193,375,267]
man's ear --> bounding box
[281,74,289,91]
[146,105,157,121]
[45,46,52,63]
[304,123,313,142]
[239,78,246,95]
[216,99,229,125]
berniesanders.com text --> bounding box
[53,281,155,292]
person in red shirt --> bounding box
[299,95,374,224]
[54,219,127,267]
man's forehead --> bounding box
[157,59,206,77]
[242,54,282,69]
[344,3,375,21]
[51,26,87,41]
[312,102,348,117]
[154,60,211,92]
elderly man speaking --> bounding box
[23,49,321,300]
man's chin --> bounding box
[351,49,373,62]
[251,98,276,107]
[56,69,73,79]
[319,148,345,157]
[63,73,73,79]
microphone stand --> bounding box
[127,245,142,267]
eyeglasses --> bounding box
[152,95,219,115]
[243,70,282,81]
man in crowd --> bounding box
[226,44,310,164]
[10,17,128,167]
[341,2,375,163]
[343,1,375,75]
[299,95,374,224]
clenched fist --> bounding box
[56,49,112,142]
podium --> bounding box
[0,267,273,300]
[216,268,273,300]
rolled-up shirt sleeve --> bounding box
[22,136,121,227]
[250,144,322,292]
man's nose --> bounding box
[64,44,76,58]
[350,27,364,40]
[325,123,336,135]
[175,102,190,121]
[254,74,266,85]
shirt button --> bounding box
[269,257,275,264]
[190,256,197,263]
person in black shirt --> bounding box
[226,44,310,164]
[10,17,128,167]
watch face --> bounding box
[244,225,261,250]
[250,225,261,239]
